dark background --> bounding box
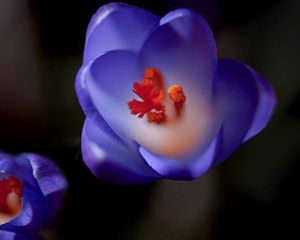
[0,0,299,239]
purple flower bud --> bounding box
[75,3,276,184]
[0,152,68,239]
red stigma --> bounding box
[128,80,165,118]
[128,68,186,124]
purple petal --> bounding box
[84,2,159,63]
[75,57,123,140]
[139,9,217,100]
[0,153,38,189]
[24,153,68,224]
[0,153,46,234]
[88,50,141,105]
[1,182,47,235]
[0,230,34,240]
[243,65,276,142]
[214,58,260,164]
[87,50,143,143]
[82,118,160,184]
[139,137,219,180]
[0,153,67,235]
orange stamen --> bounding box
[168,85,186,116]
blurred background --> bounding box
[0,0,299,239]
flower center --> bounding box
[0,173,23,224]
[128,68,186,124]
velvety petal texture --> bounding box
[76,3,276,184]
[0,152,68,239]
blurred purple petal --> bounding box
[0,153,37,188]
[2,183,47,234]
[0,230,34,240]
[25,153,68,224]
[243,65,276,142]
[0,153,67,237]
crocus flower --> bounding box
[76,3,276,184]
[0,152,68,239]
